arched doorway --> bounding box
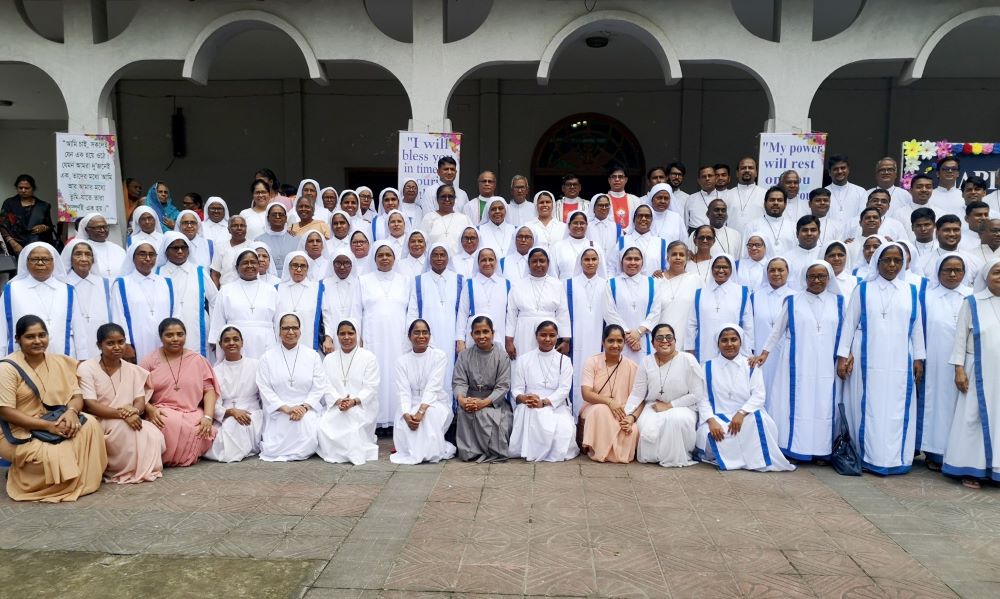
[531,113,645,197]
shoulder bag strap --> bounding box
[0,359,39,445]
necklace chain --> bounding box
[161,350,183,391]
[655,352,676,400]
[282,346,301,386]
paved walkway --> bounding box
[1,441,998,598]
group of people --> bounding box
[2,151,999,503]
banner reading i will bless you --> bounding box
[398,131,463,191]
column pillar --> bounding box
[282,79,304,184]
[408,0,452,132]
[478,79,499,173]
[678,78,703,167]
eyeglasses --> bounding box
[806,273,829,281]
[86,224,109,231]
[563,182,580,187]
[746,242,764,249]
[940,267,965,275]
[516,234,533,241]
[609,174,626,180]
[438,194,456,200]
[280,326,300,332]
[634,214,652,220]
[135,252,157,259]
[653,335,675,342]
[289,263,309,270]
[877,168,897,174]
[940,166,960,173]
[28,257,53,264]
[462,236,478,242]
[696,235,715,241]
[167,245,188,252]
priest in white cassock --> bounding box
[74,213,126,279]
[695,324,794,472]
[619,205,668,276]
[203,326,264,463]
[156,232,218,359]
[647,184,687,245]
[390,319,456,464]
[174,210,214,268]
[461,170,502,224]
[318,318,380,465]
[456,247,509,351]
[749,256,792,390]
[825,155,868,227]
[567,248,608,415]
[407,242,463,398]
[208,249,279,359]
[943,258,1000,488]
[603,244,662,364]
[784,216,824,290]
[61,239,112,360]
[753,261,843,462]
[508,320,579,462]
[504,247,571,360]
[704,200,743,259]
[417,158,469,215]
[685,254,754,364]
[505,176,535,228]
[1,242,84,358]
[360,241,411,428]
[725,158,767,233]
[202,197,231,248]
[742,187,797,256]
[320,250,362,353]
[549,211,595,279]
[257,313,326,461]
[276,252,324,352]
[111,241,174,362]
[837,242,926,475]
[917,253,971,469]
[477,197,514,258]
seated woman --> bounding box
[390,319,456,464]
[204,326,263,463]
[318,319,380,465]
[453,315,512,463]
[508,320,579,462]
[580,324,639,463]
[0,315,106,502]
[78,323,165,483]
[695,324,793,472]
[626,323,705,468]
[141,318,219,467]
[256,313,326,461]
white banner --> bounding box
[758,132,828,202]
[56,133,121,224]
[398,131,462,192]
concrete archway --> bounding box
[536,10,681,86]
[901,7,1000,85]
[182,10,327,85]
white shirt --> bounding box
[725,184,766,232]
[929,186,964,219]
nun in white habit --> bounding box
[390,318,457,464]
[327,210,354,255]
[508,319,579,462]
[477,197,515,258]
[695,324,795,472]
[836,242,926,475]
[127,206,164,249]
[318,318,380,464]
[256,312,326,461]
[685,253,754,364]
[208,248,279,359]
[456,247,510,350]
[407,242,463,400]
[111,241,175,362]
[501,226,534,285]
[549,210,596,280]
[203,325,264,462]
[566,247,608,415]
[275,251,325,351]
[918,252,972,467]
[202,196,231,248]
[251,240,280,286]
[74,212,126,279]
[1,241,84,357]
[174,209,214,267]
[736,232,769,289]
[298,229,333,281]
[754,260,844,461]
[504,246,571,360]
[603,243,662,364]
[749,256,792,385]
[156,232,219,358]
[360,240,412,427]
[61,238,112,360]
[943,257,1000,486]
[371,208,410,258]
[320,249,362,353]
[396,229,428,281]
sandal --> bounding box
[962,478,981,490]
[926,461,941,472]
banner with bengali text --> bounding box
[56,133,120,224]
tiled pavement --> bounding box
[1,440,998,598]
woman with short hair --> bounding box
[453,315,512,463]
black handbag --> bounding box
[831,402,862,476]
[0,359,86,445]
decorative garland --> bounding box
[901,139,1000,189]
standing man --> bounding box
[683,165,721,230]
[824,154,867,227]
[666,161,688,217]
[785,215,823,290]
[555,174,588,222]
[463,170,503,224]
[703,199,742,258]
[606,165,640,228]
[641,166,669,206]
[806,188,845,246]
[779,169,804,219]
[869,157,912,228]
[726,157,766,232]
[929,155,964,219]
[714,163,732,194]
[124,177,144,230]
[742,186,796,255]
[419,156,469,214]
[506,175,534,228]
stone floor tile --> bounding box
[383,561,461,592]
[785,550,866,577]
[872,576,959,598]
[313,560,394,589]
[767,527,842,552]
[665,570,741,599]
[656,547,723,573]
[721,548,796,574]
[453,564,526,595]
[733,573,817,598]
[210,532,283,558]
[238,514,303,534]
[945,580,1000,598]
[594,568,670,598]
[303,589,381,599]
[418,500,478,522]
[524,566,597,596]
[801,575,884,599]
[397,538,467,565]
[268,534,344,560]
[850,549,937,581]
[911,554,1000,583]
[294,515,359,536]
[143,532,219,556]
